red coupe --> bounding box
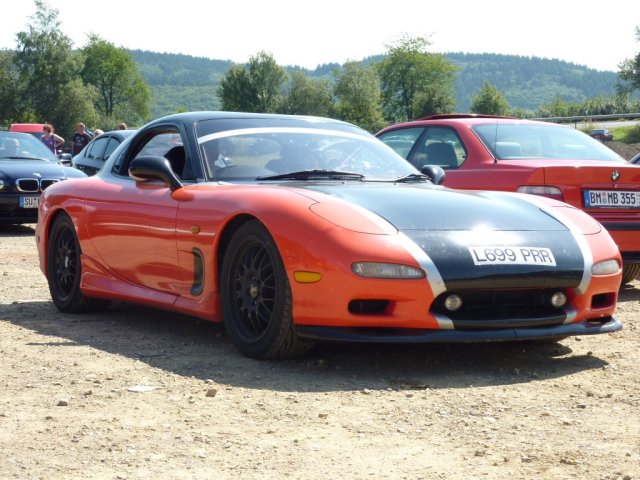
[377,114,640,284]
[36,112,622,358]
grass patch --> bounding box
[611,124,640,143]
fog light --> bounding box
[550,291,567,308]
[444,294,463,312]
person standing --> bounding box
[71,123,92,156]
[40,124,65,153]
[117,122,127,130]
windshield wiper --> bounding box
[392,173,432,183]
[257,169,365,181]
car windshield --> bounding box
[196,118,418,181]
[473,123,624,162]
[0,132,58,162]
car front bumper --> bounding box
[296,316,621,343]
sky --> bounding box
[1,0,638,73]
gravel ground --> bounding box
[1,224,639,480]
[606,141,640,160]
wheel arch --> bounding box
[41,207,74,279]
[215,214,264,290]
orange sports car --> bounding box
[36,112,622,359]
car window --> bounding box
[124,129,190,180]
[103,138,121,160]
[86,137,109,161]
[137,133,183,157]
[195,118,417,181]
[377,128,424,159]
[0,132,58,162]
[473,123,624,162]
[407,127,466,170]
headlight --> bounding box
[591,259,621,276]
[0,179,5,190]
[352,262,425,279]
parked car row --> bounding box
[2,112,639,359]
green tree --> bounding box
[333,61,386,132]
[248,51,287,112]
[81,35,151,127]
[0,50,22,124]
[218,65,255,111]
[378,35,457,122]
[619,26,640,92]
[537,95,571,118]
[13,0,96,136]
[218,51,286,113]
[278,71,333,117]
[470,81,510,115]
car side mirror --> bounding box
[420,165,446,185]
[57,153,72,166]
[129,155,183,190]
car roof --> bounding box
[100,129,137,138]
[147,110,354,128]
[379,114,555,131]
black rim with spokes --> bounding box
[50,224,79,301]
[230,239,277,342]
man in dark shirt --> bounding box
[71,123,92,156]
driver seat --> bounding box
[164,146,185,178]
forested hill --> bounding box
[446,52,619,111]
[129,50,620,118]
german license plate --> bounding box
[20,196,39,208]
[468,246,556,266]
[584,190,640,208]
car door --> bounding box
[84,127,186,295]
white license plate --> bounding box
[584,190,640,208]
[468,246,556,266]
[20,196,39,208]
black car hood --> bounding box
[297,183,586,290]
[301,183,564,231]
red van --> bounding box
[10,123,45,138]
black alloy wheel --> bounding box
[47,214,109,313]
[221,220,312,359]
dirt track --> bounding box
[1,224,639,480]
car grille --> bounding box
[430,289,568,329]
[16,178,61,193]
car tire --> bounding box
[621,263,640,285]
[221,220,313,359]
[47,213,110,313]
